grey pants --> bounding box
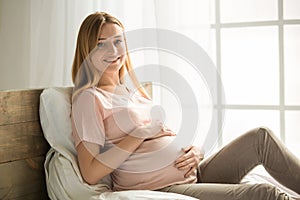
[159,127,300,200]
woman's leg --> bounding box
[198,127,300,194]
[158,183,293,200]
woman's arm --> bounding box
[77,122,175,185]
[77,135,144,185]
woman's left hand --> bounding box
[174,145,205,177]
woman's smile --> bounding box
[104,56,121,64]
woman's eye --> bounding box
[114,39,123,45]
[97,42,105,48]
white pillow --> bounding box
[39,87,77,155]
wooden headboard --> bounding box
[0,89,50,200]
[0,83,152,199]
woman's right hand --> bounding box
[130,121,176,140]
[146,127,176,140]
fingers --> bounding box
[175,157,196,169]
[130,121,163,139]
[164,131,176,136]
[175,147,194,164]
[146,132,176,140]
[175,146,204,174]
[184,166,197,178]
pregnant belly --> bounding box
[117,135,182,173]
[112,161,197,191]
[111,135,197,191]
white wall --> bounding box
[0,0,30,90]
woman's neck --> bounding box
[98,71,121,87]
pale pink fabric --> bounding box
[71,87,197,191]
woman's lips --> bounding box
[104,57,120,63]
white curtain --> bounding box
[29,0,97,88]
[26,0,212,89]
[27,0,157,88]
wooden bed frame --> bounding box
[0,83,152,200]
[0,89,49,199]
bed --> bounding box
[0,86,299,200]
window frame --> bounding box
[212,0,300,147]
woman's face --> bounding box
[91,23,126,74]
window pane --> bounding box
[222,110,280,145]
[220,0,277,23]
[285,111,300,158]
[284,0,300,19]
[221,27,279,105]
[284,25,300,105]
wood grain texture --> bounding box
[0,121,50,163]
[0,156,49,200]
[0,89,49,199]
[0,89,43,125]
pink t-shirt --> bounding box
[71,86,197,191]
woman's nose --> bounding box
[107,42,118,53]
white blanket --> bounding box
[44,145,197,200]
[242,168,300,200]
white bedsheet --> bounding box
[242,170,300,200]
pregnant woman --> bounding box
[71,12,300,200]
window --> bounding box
[212,0,300,158]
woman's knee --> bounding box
[240,183,291,200]
[257,183,291,200]
[242,126,274,142]
[255,126,277,139]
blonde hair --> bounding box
[71,12,150,100]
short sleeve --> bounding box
[71,89,106,147]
